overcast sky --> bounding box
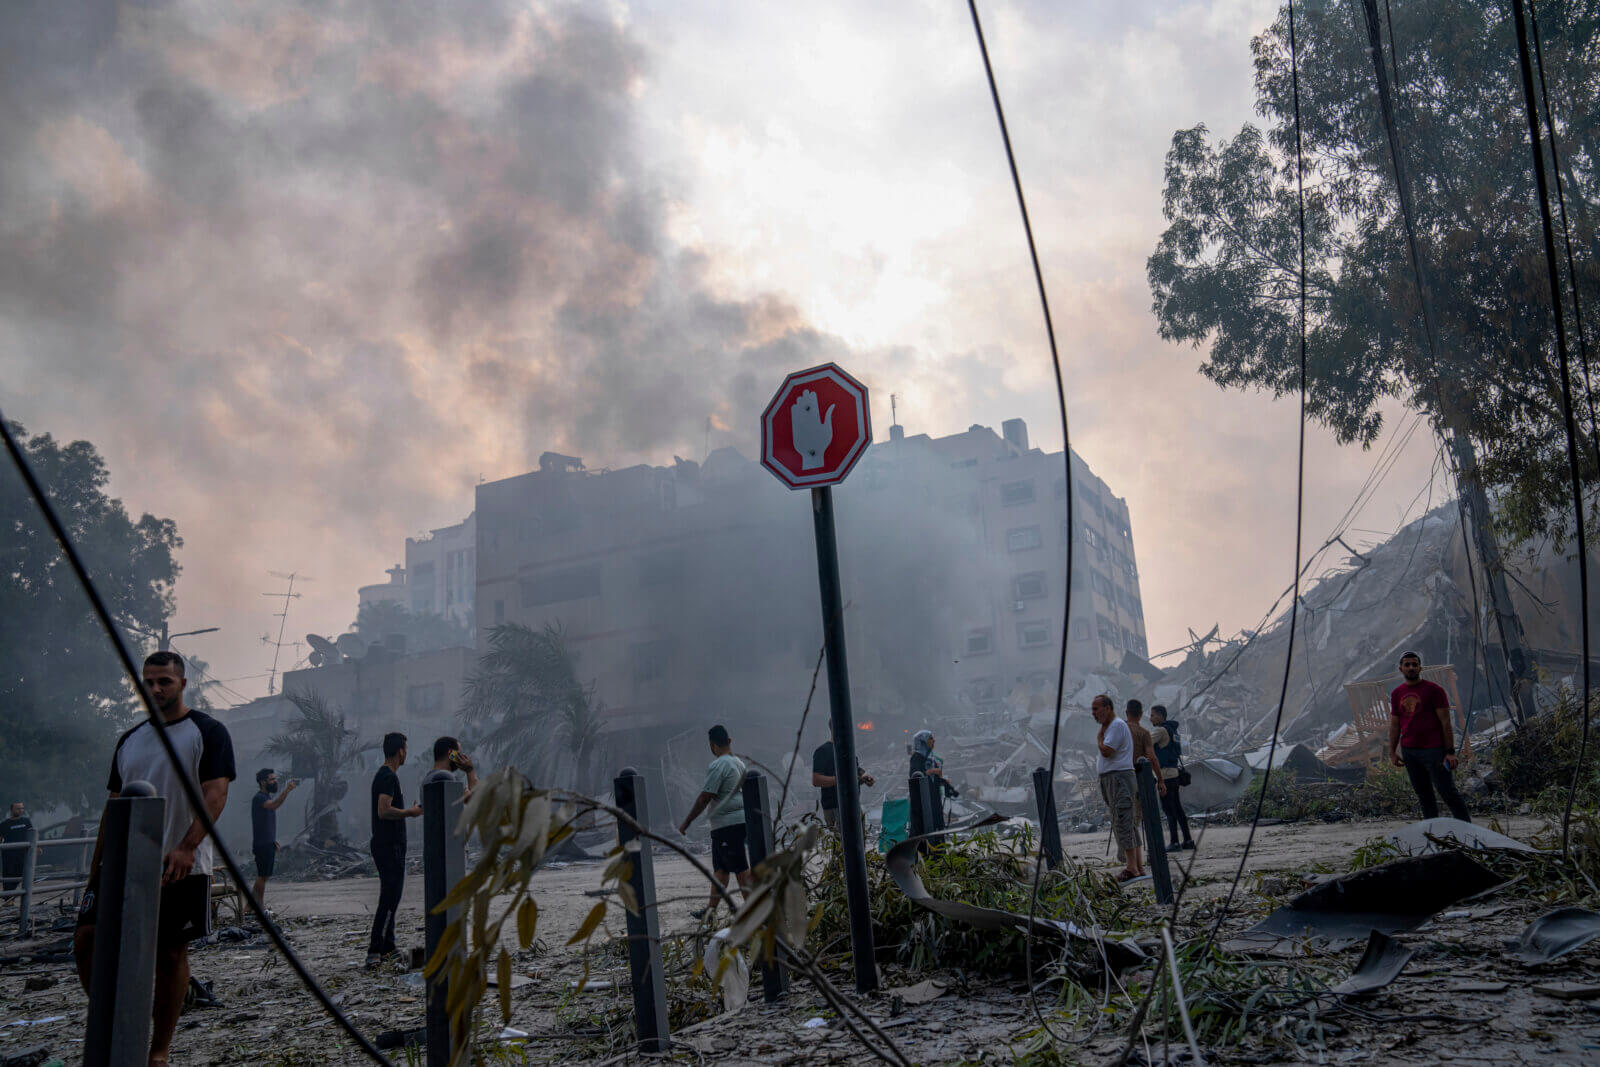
[0,0,1441,700]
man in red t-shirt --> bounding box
[1388,651,1471,822]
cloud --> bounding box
[1,1,915,684]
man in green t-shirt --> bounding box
[678,724,750,919]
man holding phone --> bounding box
[429,736,478,801]
[74,651,236,1066]
[250,768,298,904]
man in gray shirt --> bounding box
[678,724,750,919]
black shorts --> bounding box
[78,873,211,949]
[709,825,749,875]
[254,845,276,878]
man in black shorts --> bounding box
[250,768,297,904]
[75,651,236,1066]
[678,725,751,920]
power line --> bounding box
[0,413,392,1065]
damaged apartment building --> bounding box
[471,417,1147,763]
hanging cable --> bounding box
[0,414,394,1066]
[964,0,1111,1037]
[1205,0,1310,946]
[1510,0,1592,861]
[1529,2,1600,473]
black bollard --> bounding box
[907,772,929,842]
[84,784,164,1067]
[422,772,466,1067]
[1032,767,1063,870]
[615,769,670,1053]
[1135,759,1174,905]
[742,770,788,1001]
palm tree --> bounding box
[266,691,376,846]
[462,622,604,792]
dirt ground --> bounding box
[4,815,1600,1065]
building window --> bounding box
[966,629,994,656]
[1006,526,1042,552]
[631,639,675,686]
[1084,526,1100,548]
[1017,620,1051,648]
[1000,480,1036,507]
[406,683,444,715]
[1097,614,1119,645]
[637,549,686,587]
[1092,570,1116,600]
[521,565,601,606]
[1122,627,1139,653]
[493,599,505,624]
[1014,572,1047,600]
[1071,618,1089,641]
[969,677,998,702]
[951,457,978,469]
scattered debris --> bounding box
[1534,982,1600,1000]
[1385,817,1539,855]
[1226,851,1504,952]
[1329,931,1413,996]
[1506,907,1600,966]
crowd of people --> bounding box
[48,647,1474,1064]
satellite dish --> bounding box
[306,634,341,667]
[335,633,368,660]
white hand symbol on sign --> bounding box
[791,389,834,470]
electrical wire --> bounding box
[1509,0,1592,861]
[1204,0,1310,947]
[0,413,394,1066]
[963,0,1118,1038]
[1529,2,1600,473]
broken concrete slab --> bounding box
[1384,818,1539,856]
[1507,907,1600,966]
[1225,850,1504,952]
[1534,982,1600,1000]
[1330,931,1414,996]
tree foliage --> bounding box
[265,690,376,844]
[351,598,472,655]
[1147,0,1600,547]
[462,622,603,793]
[0,423,181,812]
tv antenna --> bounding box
[261,570,313,694]
[890,393,899,431]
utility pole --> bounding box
[261,571,312,695]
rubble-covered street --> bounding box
[6,815,1600,1065]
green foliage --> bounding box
[1232,765,1422,823]
[265,691,376,843]
[1491,688,1600,816]
[462,623,604,793]
[0,422,183,812]
[807,826,1131,977]
[1147,0,1600,550]
[351,599,471,655]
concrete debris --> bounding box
[1506,907,1600,966]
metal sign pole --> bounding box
[742,770,787,1001]
[615,769,670,1053]
[811,485,878,994]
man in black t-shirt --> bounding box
[250,768,298,904]
[367,732,421,967]
[811,739,874,831]
[1,802,33,893]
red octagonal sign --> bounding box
[760,363,872,489]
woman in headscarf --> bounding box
[910,729,939,779]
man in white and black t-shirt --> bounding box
[74,650,236,1066]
